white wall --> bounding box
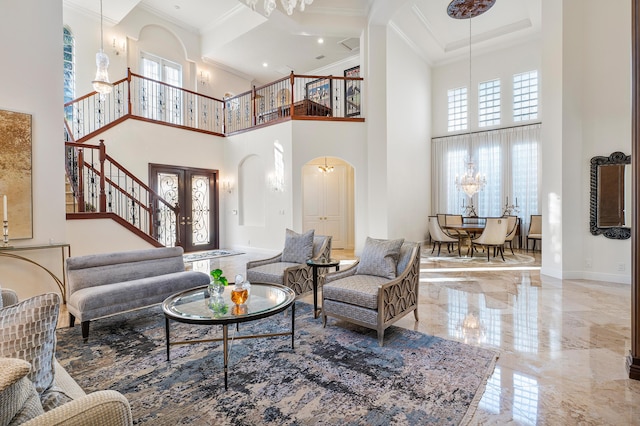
[0,0,65,299]
[63,4,252,101]
[431,40,541,137]
[541,0,630,283]
[386,27,431,244]
[577,0,631,282]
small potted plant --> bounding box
[208,268,228,297]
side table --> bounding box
[306,258,340,319]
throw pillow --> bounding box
[356,237,405,279]
[0,357,45,425]
[281,229,315,263]
[0,293,60,396]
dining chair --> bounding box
[503,215,519,254]
[470,217,508,261]
[527,215,542,251]
[428,216,460,256]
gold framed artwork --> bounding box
[0,109,33,239]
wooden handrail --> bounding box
[65,140,180,246]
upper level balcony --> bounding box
[64,69,364,143]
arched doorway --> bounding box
[301,157,355,250]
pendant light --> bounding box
[318,157,334,173]
[92,0,113,95]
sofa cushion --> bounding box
[0,357,45,425]
[246,262,301,285]
[0,293,60,396]
[356,237,404,279]
[323,274,390,310]
[66,249,187,295]
[282,229,315,263]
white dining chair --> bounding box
[470,217,509,261]
[428,216,460,256]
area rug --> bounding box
[55,303,498,425]
[183,249,244,262]
[422,248,537,268]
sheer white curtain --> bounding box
[431,123,541,237]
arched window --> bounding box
[63,26,75,120]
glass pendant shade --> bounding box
[92,50,112,94]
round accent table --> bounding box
[306,258,340,318]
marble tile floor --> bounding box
[47,246,640,424]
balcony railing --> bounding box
[64,70,363,141]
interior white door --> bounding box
[302,163,346,249]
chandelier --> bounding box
[92,0,112,95]
[318,157,334,173]
[455,159,486,197]
[246,0,313,16]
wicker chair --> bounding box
[322,240,420,346]
[246,234,332,296]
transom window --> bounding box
[478,79,500,127]
[513,70,538,122]
[447,87,468,132]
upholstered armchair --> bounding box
[470,217,508,261]
[246,229,332,296]
[527,214,542,251]
[503,215,519,254]
[428,215,460,256]
[322,238,421,346]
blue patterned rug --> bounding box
[55,303,498,425]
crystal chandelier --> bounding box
[455,159,486,197]
[246,0,314,17]
[318,157,334,173]
[92,0,112,95]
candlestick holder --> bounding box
[461,199,478,217]
[502,201,520,216]
[2,220,9,247]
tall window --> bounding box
[140,53,183,123]
[447,87,467,132]
[513,70,538,122]
[63,26,75,120]
[478,79,500,127]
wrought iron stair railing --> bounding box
[65,132,180,247]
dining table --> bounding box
[441,223,486,256]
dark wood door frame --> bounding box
[149,163,220,253]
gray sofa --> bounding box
[66,247,209,339]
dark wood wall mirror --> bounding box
[590,151,631,239]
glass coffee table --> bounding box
[162,282,296,389]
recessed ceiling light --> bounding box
[318,38,324,44]
[263,62,268,67]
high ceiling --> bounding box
[66,0,541,83]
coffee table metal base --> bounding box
[164,303,296,389]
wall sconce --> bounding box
[268,174,284,192]
[221,180,234,194]
[112,38,126,56]
[199,71,210,86]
